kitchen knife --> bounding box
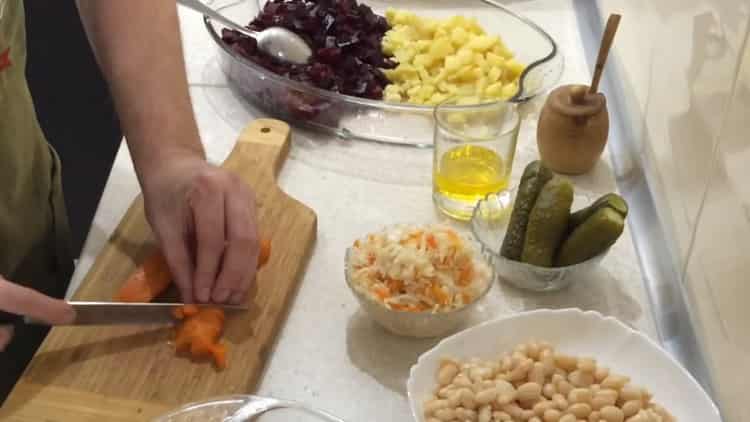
[19,301,247,326]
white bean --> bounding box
[577,358,597,373]
[569,370,595,388]
[500,355,513,372]
[600,405,625,422]
[618,386,642,404]
[527,342,541,360]
[621,400,642,418]
[461,388,477,410]
[437,385,455,399]
[496,379,516,396]
[476,388,499,405]
[593,367,610,383]
[518,382,543,403]
[555,354,579,372]
[557,380,574,396]
[544,409,562,422]
[439,361,460,385]
[502,403,523,419]
[510,359,534,382]
[601,375,629,390]
[533,400,555,417]
[447,389,462,407]
[478,405,492,422]
[568,388,593,404]
[588,411,601,422]
[543,383,557,399]
[454,373,472,388]
[434,408,456,421]
[521,409,536,421]
[529,362,546,385]
[551,374,565,385]
[541,353,557,376]
[568,403,592,418]
[552,394,569,411]
[424,399,449,415]
[594,390,618,407]
[559,414,577,422]
[493,411,512,421]
[529,417,543,422]
[456,407,478,421]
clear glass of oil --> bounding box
[432,99,521,220]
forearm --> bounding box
[76,1,205,188]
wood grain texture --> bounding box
[0,119,317,421]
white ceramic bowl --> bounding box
[407,308,720,422]
[344,225,494,338]
[471,190,610,292]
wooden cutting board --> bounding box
[0,119,317,421]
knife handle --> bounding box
[0,310,22,325]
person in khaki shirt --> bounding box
[0,1,262,400]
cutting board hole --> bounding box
[261,127,271,133]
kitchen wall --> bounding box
[594,0,750,421]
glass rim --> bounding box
[433,97,521,143]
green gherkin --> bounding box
[521,176,574,267]
[568,193,628,231]
[500,161,554,261]
[556,207,625,266]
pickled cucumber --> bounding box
[521,177,574,267]
[500,161,554,260]
[569,193,628,230]
[556,207,625,266]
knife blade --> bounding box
[23,301,247,326]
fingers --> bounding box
[0,277,75,325]
[157,224,195,303]
[189,173,226,303]
[213,182,259,304]
[0,325,13,352]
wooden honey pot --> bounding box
[536,84,609,175]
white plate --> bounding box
[407,308,720,422]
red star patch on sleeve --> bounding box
[0,47,11,72]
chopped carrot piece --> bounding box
[258,238,272,268]
[114,251,172,302]
[426,234,438,250]
[457,264,474,287]
[173,306,227,370]
[385,278,404,295]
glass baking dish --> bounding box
[203,0,564,147]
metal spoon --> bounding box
[222,395,346,422]
[178,0,312,64]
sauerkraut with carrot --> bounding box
[348,224,491,313]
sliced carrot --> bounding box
[457,263,474,287]
[114,251,172,302]
[385,278,404,295]
[173,306,227,370]
[258,238,272,268]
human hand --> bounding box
[141,156,260,305]
[0,276,75,351]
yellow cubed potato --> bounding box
[457,49,474,65]
[443,55,462,73]
[457,96,480,105]
[475,77,487,97]
[438,81,458,93]
[500,82,518,99]
[418,84,435,98]
[429,38,454,59]
[416,40,431,52]
[466,18,484,34]
[413,54,434,68]
[467,35,496,52]
[485,82,505,97]
[456,83,476,95]
[394,48,417,64]
[429,92,450,105]
[450,27,469,47]
[505,58,525,78]
[417,66,432,82]
[485,52,505,67]
[487,66,503,82]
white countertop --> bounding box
[66,1,657,420]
